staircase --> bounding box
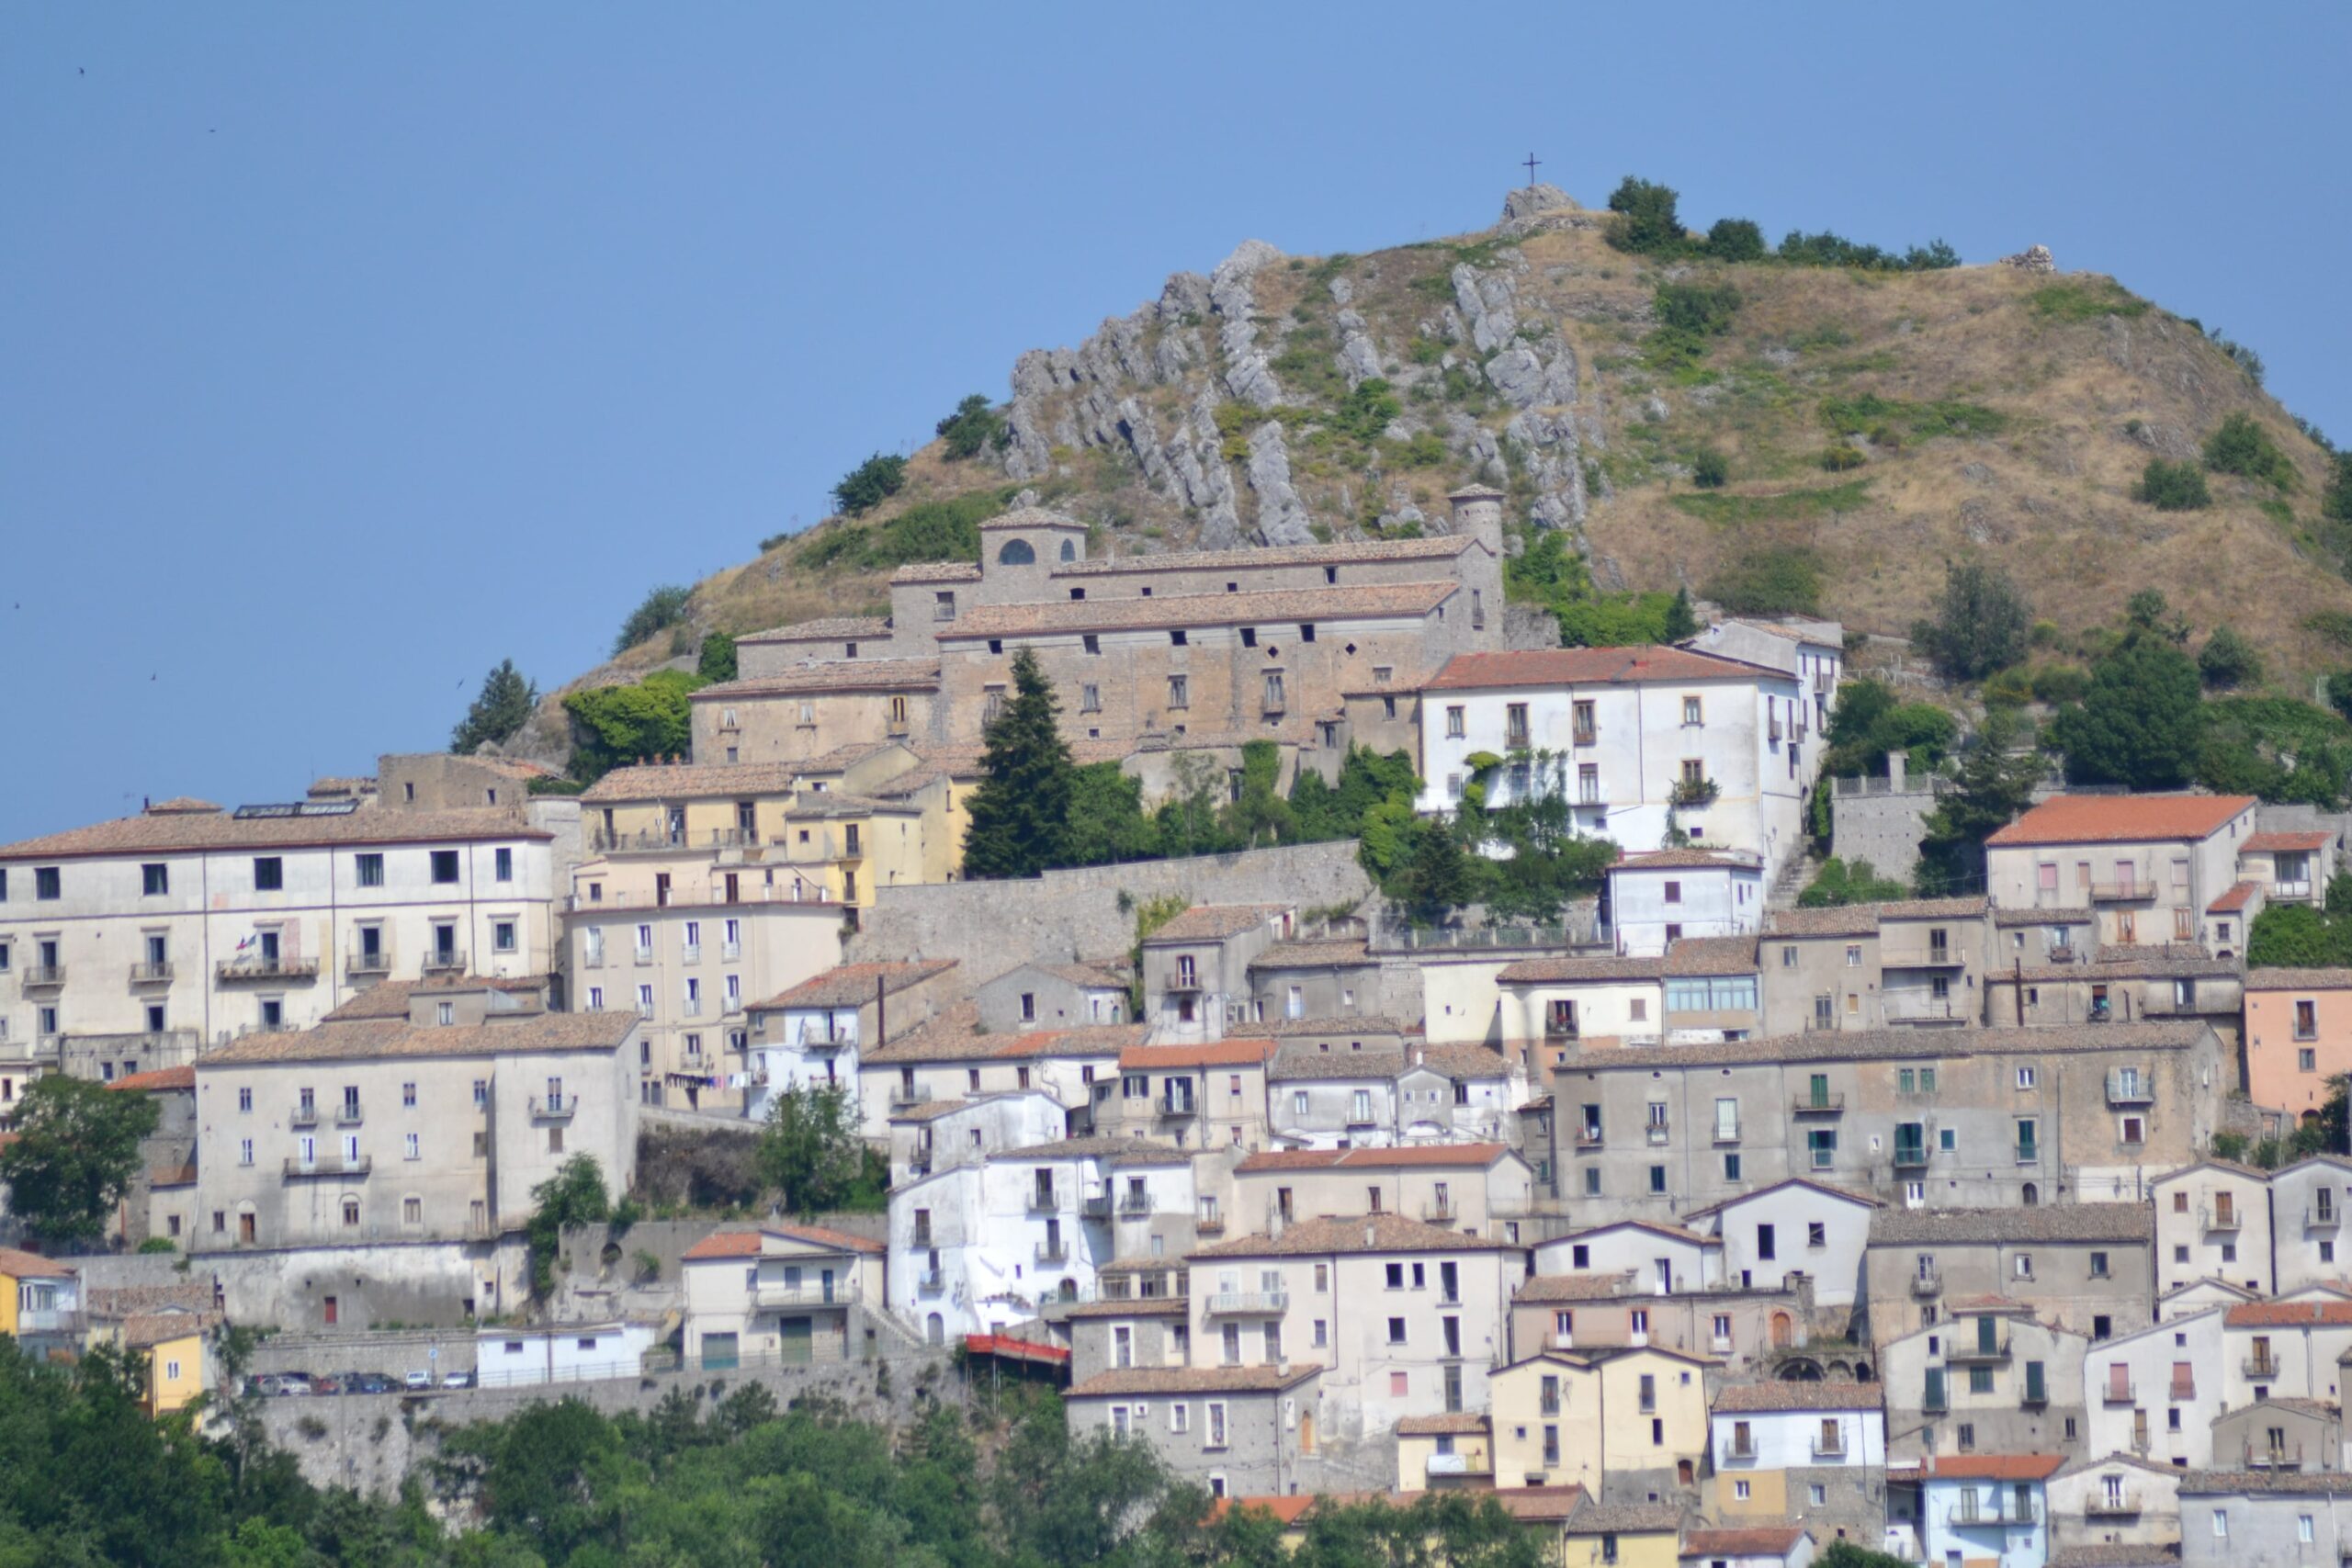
[1769,848,1824,911]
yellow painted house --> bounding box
[119,1314,209,1415]
[1560,1501,1686,1568]
[1490,1345,1716,1498]
[0,1248,79,1356]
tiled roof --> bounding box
[2179,1469,2352,1495]
[1515,1271,1639,1303]
[1053,534,1475,578]
[107,1065,195,1093]
[2244,831,2334,853]
[1559,1021,2208,1073]
[2014,943,2242,983]
[197,1010,635,1066]
[1563,1502,1686,1535]
[1497,954,1665,985]
[146,795,222,814]
[786,791,922,820]
[1029,960,1130,990]
[1682,1527,1809,1558]
[1396,1412,1491,1435]
[1549,1217,1709,1246]
[885,1099,970,1122]
[2245,968,2352,991]
[738,616,892,645]
[678,1231,763,1261]
[1921,1454,2067,1481]
[579,760,808,803]
[889,561,982,583]
[1484,1484,1591,1522]
[1762,897,1987,938]
[1264,1016,1409,1039]
[1713,1380,1883,1414]
[1266,1050,1405,1082]
[2223,1300,2352,1327]
[1413,1045,1512,1080]
[1146,905,1289,943]
[942,581,1456,641]
[1869,1203,2151,1246]
[1120,1040,1276,1070]
[1423,647,1767,692]
[0,1249,74,1280]
[1235,1143,1510,1173]
[85,1283,212,1318]
[2051,1548,2180,1568]
[1067,1364,1318,1397]
[748,960,957,1011]
[1059,1297,1190,1319]
[319,975,548,1023]
[2207,881,2260,914]
[0,806,546,862]
[1209,1493,1387,1526]
[1683,1177,1882,1217]
[989,1134,1189,1165]
[1614,848,1765,870]
[1664,935,1761,976]
[117,1310,217,1348]
[681,1224,884,1261]
[1248,939,1375,970]
[1995,906,2094,926]
[686,660,942,700]
[975,507,1084,532]
[1984,794,2258,848]
[1190,1213,1518,1258]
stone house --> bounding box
[1708,1381,1887,1537]
[886,1089,1069,1186]
[2177,1471,2352,1568]
[2245,971,2352,1130]
[1249,936,1382,1022]
[1862,1203,2156,1347]
[744,958,961,1127]
[1231,1143,1535,1238]
[1881,1303,2088,1461]
[1092,1038,1275,1154]
[1399,1044,1522,1146]
[2210,1395,2343,1474]
[1757,897,1993,1036]
[1395,1411,1497,1492]
[2221,1298,2352,1408]
[1679,1523,1819,1568]
[859,1008,1141,1140]
[1984,945,2245,1047]
[1139,905,1293,1044]
[1488,1344,1715,1502]
[1266,1045,1407,1149]
[2083,1306,2229,1470]
[2267,1156,2352,1296]
[2044,1453,2184,1552]
[1684,1177,1882,1311]
[1532,1219,1716,1296]
[1065,1294,1193,1382]
[679,1222,886,1371]
[1508,1273,1825,1378]
[2153,1161,2278,1299]
[1984,795,2262,953]
[1063,1364,1326,1500]
[974,959,1128,1035]
[1607,849,1765,958]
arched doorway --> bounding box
[2021,1182,2040,1206]
[1770,1310,1794,1349]
[1677,1459,1695,1487]
[1299,1412,1316,1453]
[925,1313,944,1346]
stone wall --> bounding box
[75,1238,514,1331]
[1830,776,1941,884]
[852,840,1374,970]
[256,1325,963,1497]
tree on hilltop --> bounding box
[450,659,538,754]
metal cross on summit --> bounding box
[1521,152,1542,187]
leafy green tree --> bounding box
[2135,458,2211,511]
[449,660,538,755]
[1385,816,1476,926]
[696,630,739,682]
[962,649,1076,878]
[934,394,1006,460]
[757,1081,877,1214]
[1662,586,1699,641]
[2051,632,2205,788]
[1062,762,1159,866]
[1800,857,1912,908]
[561,669,707,783]
[522,1155,611,1298]
[1603,176,1685,254]
[2126,588,2189,641]
[1690,447,1729,489]
[2204,412,2297,489]
[0,1074,159,1242]
[2199,625,2263,690]
[1817,1542,1920,1568]
[1655,281,1742,337]
[2326,451,2352,525]
[1820,678,1958,778]
[613,583,692,655]
[1220,740,1297,847]
[1913,559,2030,681]
[1703,217,1767,262]
[831,453,909,515]
[1151,751,1233,860]
[1917,709,2046,892]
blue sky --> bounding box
[4,3,2346,839]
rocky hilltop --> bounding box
[628,184,2348,685]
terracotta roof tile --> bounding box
[1145,905,1290,942]
[1870,1203,2151,1246]
[1424,647,1767,691]
[1485,1484,1591,1522]
[748,960,957,1011]
[1248,938,1375,969]
[1683,1177,1882,1216]
[1564,1502,1687,1535]
[1762,897,1988,938]
[1068,1364,1319,1397]
[1984,795,2258,848]
[1497,954,1666,984]
[319,975,549,1022]
[0,1249,74,1280]
[1683,1527,1810,1558]
[108,1065,195,1093]
[1664,935,1760,976]
[2180,1469,2352,1494]
[1266,1049,1405,1082]
[737,616,893,646]
[943,581,1456,640]
[1396,1412,1492,1435]
[1615,848,1766,870]
[1189,1212,1517,1258]
[1515,1271,1640,1303]
[1713,1381,1883,1414]
[1054,534,1475,578]
[2244,831,2335,853]
[0,806,546,862]
[687,660,942,700]
[578,760,809,803]
[197,1010,635,1066]
[2207,881,2261,914]
[1414,1045,1512,1080]
[1120,1040,1276,1070]
[889,561,981,583]
[1921,1453,2067,1481]
[2245,968,2352,991]
[2224,1300,2352,1327]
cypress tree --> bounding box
[961,648,1075,878]
[451,659,537,754]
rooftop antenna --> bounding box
[1521,152,1542,188]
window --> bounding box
[2297,999,2320,1040]
[2016,1066,2037,1089]
[1206,1403,1227,1449]
[2213,1511,2228,1540]
[1167,675,1189,709]
[2302,1047,2319,1071]
[34,867,60,900]
[141,863,168,896]
[403,1196,422,1225]
[253,857,283,891]
[430,850,460,885]
[1682,695,1703,726]
[493,919,517,954]
[1387,1317,1407,1345]
[239,1138,254,1166]
[404,1133,420,1160]
[1262,671,1285,710]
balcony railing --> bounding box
[1910,1270,1942,1298]
[2310,1204,2343,1230]
[1669,777,1720,808]
[422,950,468,974]
[217,956,320,981]
[2244,1355,2281,1379]
[2201,1203,2244,1232]
[916,1269,945,1292]
[284,1156,371,1179]
[1035,1240,1069,1266]
[1813,1434,1847,1459]
[2246,1440,2302,1468]
[334,1102,363,1126]
[1026,1192,1062,1215]
[1892,1145,1930,1170]
[1793,1091,1845,1113]
[289,1103,320,1127]
[2088,881,2153,902]
[20,964,64,988]
[530,1097,575,1121]
[345,949,392,976]
[1424,1451,1492,1479]
[129,961,174,983]
[1725,1437,1758,1461]
[1081,1194,1114,1218]
[2084,1492,2142,1517]
[2106,1071,2156,1106]
[1545,1020,1580,1041]
[1158,1094,1199,1118]
[1948,1337,2011,1365]
[1204,1291,1289,1314]
[751,1279,859,1309]
[1421,1198,1455,1222]
[1946,1498,2038,1527]
[888,1086,924,1109]
[2099,1378,2135,1404]
[1577,1126,1604,1148]
[1117,1192,1157,1216]
[1194,1213,1226,1235]
[2170,1376,2197,1401]
[1713,1119,1741,1145]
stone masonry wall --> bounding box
[1830,780,1940,885]
[851,840,1374,970]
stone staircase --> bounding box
[1768,848,1825,911]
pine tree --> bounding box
[450,659,538,754]
[1661,586,1699,642]
[961,648,1076,878]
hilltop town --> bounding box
[10,182,2352,1567]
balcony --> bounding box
[1158,1093,1200,1119]
[681,945,702,965]
[1194,1213,1226,1235]
[916,1269,945,1293]
[129,961,174,984]
[1884,998,1972,1025]
[2245,1354,2282,1379]
[1669,777,1720,809]
[345,949,392,976]
[1116,1191,1156,1217]
[289,1103,321,1128]
[1026,1192,1062,1216]
[2099,1378,2135,1404]
[2200,1203,2244,1232]
[1923,1389,1949,1414]
[1544,1020,1581,1043]
[20,964,64,989]
[421,950,468,975]
[1165,969,1203,993]
[1205,1291,1289,1314]
[2310,1204,2343,1230]
[1713,1119,1741,1145]
[1725,1437,1758,1461]
[1892,1145,1931,1171]
[216,956,319,982]
[888,1086,924,1110]
[2106,1071,2156,1107]
[1813,1433,1848,1460]
[1421,1198,1455,1223]
[530,1096,575,1122]
[1948,1337,2011,1366]
[1885,946,1966,971]
[1946,1499,2038,1528]
[334,1101,363,1127]
[1081,1193,1114,1219]
[2088,880,2153,903]
[1577,1126,1604,1148]
[1792,1091,1845,1114]
[2246,1440,2303,1469]
[1035,1240,1069,1266]
[751,1278,860,1309]
[633,948,655,967]
[2170,1376,2197,1401]
[283,1156,371,1179]
[2084,1491,2142,1517]
[1424,1451,1493,1480]
[1910,1269,1942,1298]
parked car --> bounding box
[311,1375,343,1396]
[350,1372,393,1395]
[245,1373,281,1399]
[278,1376,313,1397]
[441,1371,474,1389]
[402,1370,433,1391]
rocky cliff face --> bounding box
[660,186,2347,683]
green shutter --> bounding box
[2025,1361,2046,1403]
[1925,1368,1946,1409]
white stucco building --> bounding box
[1607,849,1765,957]
[1686,1177,1881,1309]
[2083,1305,2227,1469]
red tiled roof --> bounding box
[681,1230,764,1260]
[1423,646,1767,691]
[1120,1040,1276,1070]
[2208,881,2260,914]
[1209,1493,1386,1526]
[2247,969,2352,992]
[748,960,957,1011]
[0,1248,74,1280]
[108,1066,195,1093]
[1984,795,2257,848]
[1235,1142,1510,1173]
[683,1223,883,1261]
[2225,1300,2352,1327]
[1922,1454,2066,1481]
[2244,831,2334,853]
[1683,1527,1810,1557]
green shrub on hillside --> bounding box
[1656,281,1742,337]
[1690,446,1729,489]
[1800,857,1912,907]
[935,394,1008,460]
[1703,218,1767,262]
[1822,678,1958,778]
[1820,446,1865,472]
[1604,176,1686,254]
[2050,634,2204,789]
[2324,453,2352,525]
[1820,394,2007,442]
[696,632,738,683]
[1671,479,1871,526]
[562,670,707,784]
[2029,279,2149,321]
[1913,560,2031,681]
[2029,664,2091,705]
[1778,231,1959,271]
[831,452,909,515]
[2197,625,2263,690]
[1703,545,1824,617]
[2135,459,2211,511]
[2203,412,2297,490]
[613,584,691,655]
